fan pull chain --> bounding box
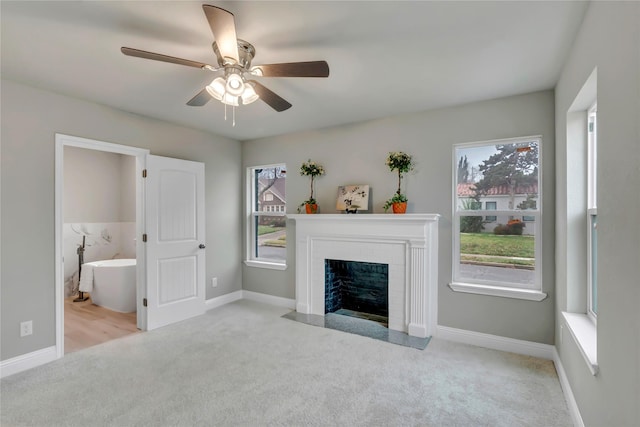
[221,104,236,126]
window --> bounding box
[246,164,287,269]
[485,201,497,222]
[587,103,597,319]
[562,69,598,375]
[452,136,544,300]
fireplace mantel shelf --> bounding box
[287,213,439,221]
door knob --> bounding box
[199,244,206,249]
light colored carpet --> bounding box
[1,299,572,426]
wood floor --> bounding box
[64,296,139,354]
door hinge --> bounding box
[142,169,147,178]
[143,298,147,307]
[142,233,147,242]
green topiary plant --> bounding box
[298,159,325,212]
[383,151,414,212]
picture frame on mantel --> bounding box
[336,185,370,213]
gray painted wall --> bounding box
[242,90,556,344]
[555,2,640,426]
[64,146,135,223]
[1,80,243,361]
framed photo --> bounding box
[336,185,370,212]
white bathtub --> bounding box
[86,259,137,313]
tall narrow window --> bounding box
[246,164,286,268]
[485,201,497,222]
[587,103,597,319]
[452,136,543,300]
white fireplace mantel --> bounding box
[288,214,439,338]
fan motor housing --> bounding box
[212,39,255,70]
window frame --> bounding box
[450,136,546,301]
[587,103,598,321]
[244,163,287,270]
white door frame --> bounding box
[54,133,149,359]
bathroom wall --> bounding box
[63,146,136,297]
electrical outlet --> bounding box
[211,277,218,288]
[20,321,33,337]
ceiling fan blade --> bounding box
[186,88,212,106]
[252,61,330,78]
[121,47,210,69]
[250,81,292,112]
[202,5,239,65]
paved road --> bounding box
[459,263,534,287]
[257,230,286,260]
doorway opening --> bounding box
[55,134,149,357]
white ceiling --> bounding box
[1,1,588,141]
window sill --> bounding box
[562,312,598,375]
[449,282,547,301]
[244,260,287,271]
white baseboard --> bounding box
[435,325,555,360]
[242,290,296,309]
[553,348,585,427]
[205,290,295,312]
[205,290,243,311]
[0,346,57,379]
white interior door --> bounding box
[145,155,205,330]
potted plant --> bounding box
[298,159,325,214]
[383,151,414,213]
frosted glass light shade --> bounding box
[221,92,239,106]
[225,74,245,96]
[241,83,259,105]
[206,77,226,101]
[206,74,257,107]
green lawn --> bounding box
[258,225,284,236]
[460,233,534,266]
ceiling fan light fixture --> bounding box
[225,73,245,96]
[221,92,240,106]
[241,82,259,105]
[206,77,226,100]
[123,5,329,123]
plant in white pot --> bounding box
[298,159,325,213]
[383,151,414,213]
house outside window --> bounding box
[246,164,287,269]
[452,136,543,300]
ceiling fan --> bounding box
[121,4,330,118]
